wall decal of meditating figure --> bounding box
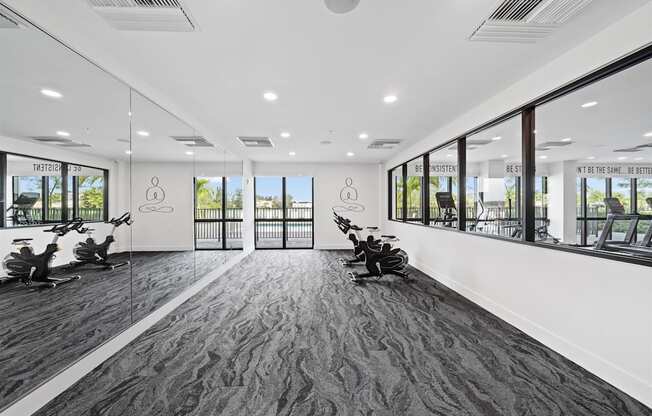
[138,176,174,214]
[333,177,365,213]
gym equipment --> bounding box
[6,192,40,226]
[432,192,457,227]
[2,219,82,288]
[68,212,133,270]
[510,219,560,243]
[347,240,410,283]
[468,192,486,232]
[333,211,396,266]
[594,198,652,256]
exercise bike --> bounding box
[2,219,82,288]
[347,239,410,283]
[333,211,396,267]
[68,212,132,270]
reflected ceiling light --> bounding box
[185,151,194,156]
[383,95,398,104]
[346,151,355,157]
[56,131,70,137]
[561,138,572,142]
[587,156,596,160]
[539,155,548,159]
[289,151,296,156]
[41,88,62,98]
[491,136,502,141]
[359,132,369,140]
[137,130,150,137]
[501,154,508,158]
[617,156,627,160]
[124,150,132,155]
[533,129,537,134]
[581,101,598,108]
[263,91,278,102]
[644,131,652,138]
[280,131,291,138]
[324,0,360,14]
[446,154,453,157]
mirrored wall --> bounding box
[0,5,242,411]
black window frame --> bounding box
[0,150,109,229]
[254,176,314,250]
[387,43,652,268]
[193,176,244,251]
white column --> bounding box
[548,160,577,243]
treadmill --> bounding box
[594,197,652,256]
[6,192,40,226]
[433,192,457,227]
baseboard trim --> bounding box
[314,244,350,250]
[0,249,252,416]
[410,257,652,409]
[130,245,194,251]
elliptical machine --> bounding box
[2,219,82,288]
[68,212,132,270]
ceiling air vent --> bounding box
[57,142,92,148]
[30,136,73,143]
[171,135,214,147]
[470,0,594,43]
[87,0,196,32]
[368,139,402,150]
[237,136,274,148]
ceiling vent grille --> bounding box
[367,139,402,150]
[470,0,593,43]
[87,0,196,32]
[57,142,92,148]
[237,136,274,148]
[171,135,214,147]
[30,136,73,143]
[0,6,25,29]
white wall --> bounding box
[382,4,652,407]
[253,162,381,249]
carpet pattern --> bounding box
[33,250,650,416]
[0,250,238,411]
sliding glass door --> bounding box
[255,176,313,249]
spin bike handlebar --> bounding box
[108,212,132,227]
[44,218,84,237]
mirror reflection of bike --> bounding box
[67,212,133,270]
[2,219,82,289]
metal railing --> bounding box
[20,207,104,222]
[255,221,313,239]
[194,221,242,241]
[195,208,243,220]
[255,207,313,219]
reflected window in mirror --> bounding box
[428,144,458,228]
[70,166,106,222]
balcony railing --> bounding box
[13,208,104,224]
[255,207,313,219]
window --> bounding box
[466,115,522,239]
[1,153,107,228]
[194,176,243,250]
[406,158,423,222]
[390,167,403,220]
[429,144,458,228]
[255,176,313,249]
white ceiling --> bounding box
[2,0,650,163]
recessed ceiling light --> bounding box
[581,101,598,108]
[561,138,572,142]
[539,155,548,159]
[280,131,291,138]
[263,91,278,102]
[533,129,537,134]
[56,131,70,137]
[634,157,644,161]
[587,156,596,160]
[446,154,453,157]
[41,88,62,98]
[491,136,502,141]
[383,95,398,104]
[617,156,627,160]
[644,131,652,138]
[125,150,132,155]
[359,132,369,140]
[289,151,296,156]
[346,151,355,157]
[185,151,194,156]
[501,154,508,158]
[137,130,150,137]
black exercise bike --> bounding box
[68,212,133,270]
[2,219,82,288]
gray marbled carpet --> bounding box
[33,250,649,416]
[0,250,237,411]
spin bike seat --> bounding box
[12,238,33,244]
[381,235,396,239]
[367,226,379,230]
